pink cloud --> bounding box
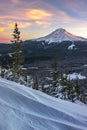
[0,39,10,43]
[10,0,20,4]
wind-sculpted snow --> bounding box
[0,78,87,130]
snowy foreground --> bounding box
[0,78,87,130]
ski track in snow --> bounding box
[0,77,87,130]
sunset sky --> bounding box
[0,0,87,43]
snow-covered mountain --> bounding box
[0,77,87,130]
[35,28,87,43]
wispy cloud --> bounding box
[10,0,20,4]
[62,0,87,18]
[26,9,52,20]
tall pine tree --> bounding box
[11,23,24,81]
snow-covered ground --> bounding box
[68,73,86,80]
[68,43,75,50]
[0,78,87,130]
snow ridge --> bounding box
[35,28,87,43]
[0,78,87,130]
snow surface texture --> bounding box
[0,78,87,130]
[35,28,87,43]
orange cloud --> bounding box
[26,9,52,20]
[35,20,51,28]
[7,22,32,29]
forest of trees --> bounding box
[0,23,87,104]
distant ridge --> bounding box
[34,28,87,43]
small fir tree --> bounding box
[59,73,71,100]
[33,75,39,90]
[52,58,59,88]
[73,77,81,101]
[45,58,60,96]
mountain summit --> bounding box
[35,28,87,43]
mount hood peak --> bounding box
[35,28,87,43]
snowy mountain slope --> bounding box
[68,43,75,50]
[35,28,87,43]
[0,78,87,130]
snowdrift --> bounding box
[0,78,87,130]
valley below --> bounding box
[1,40,87,94]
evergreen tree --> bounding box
[45,58,60,96]
[60,74,81,102]
[11,23,24,81]
[73,77,81,101]
[59,73,71,100]
[0,61,5,78]
[45,67,82,103]
[33,74,39,90]
[52,58,59,88]
[41,83,46,93]
[7,23,34,87]
[81,93,87,104]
